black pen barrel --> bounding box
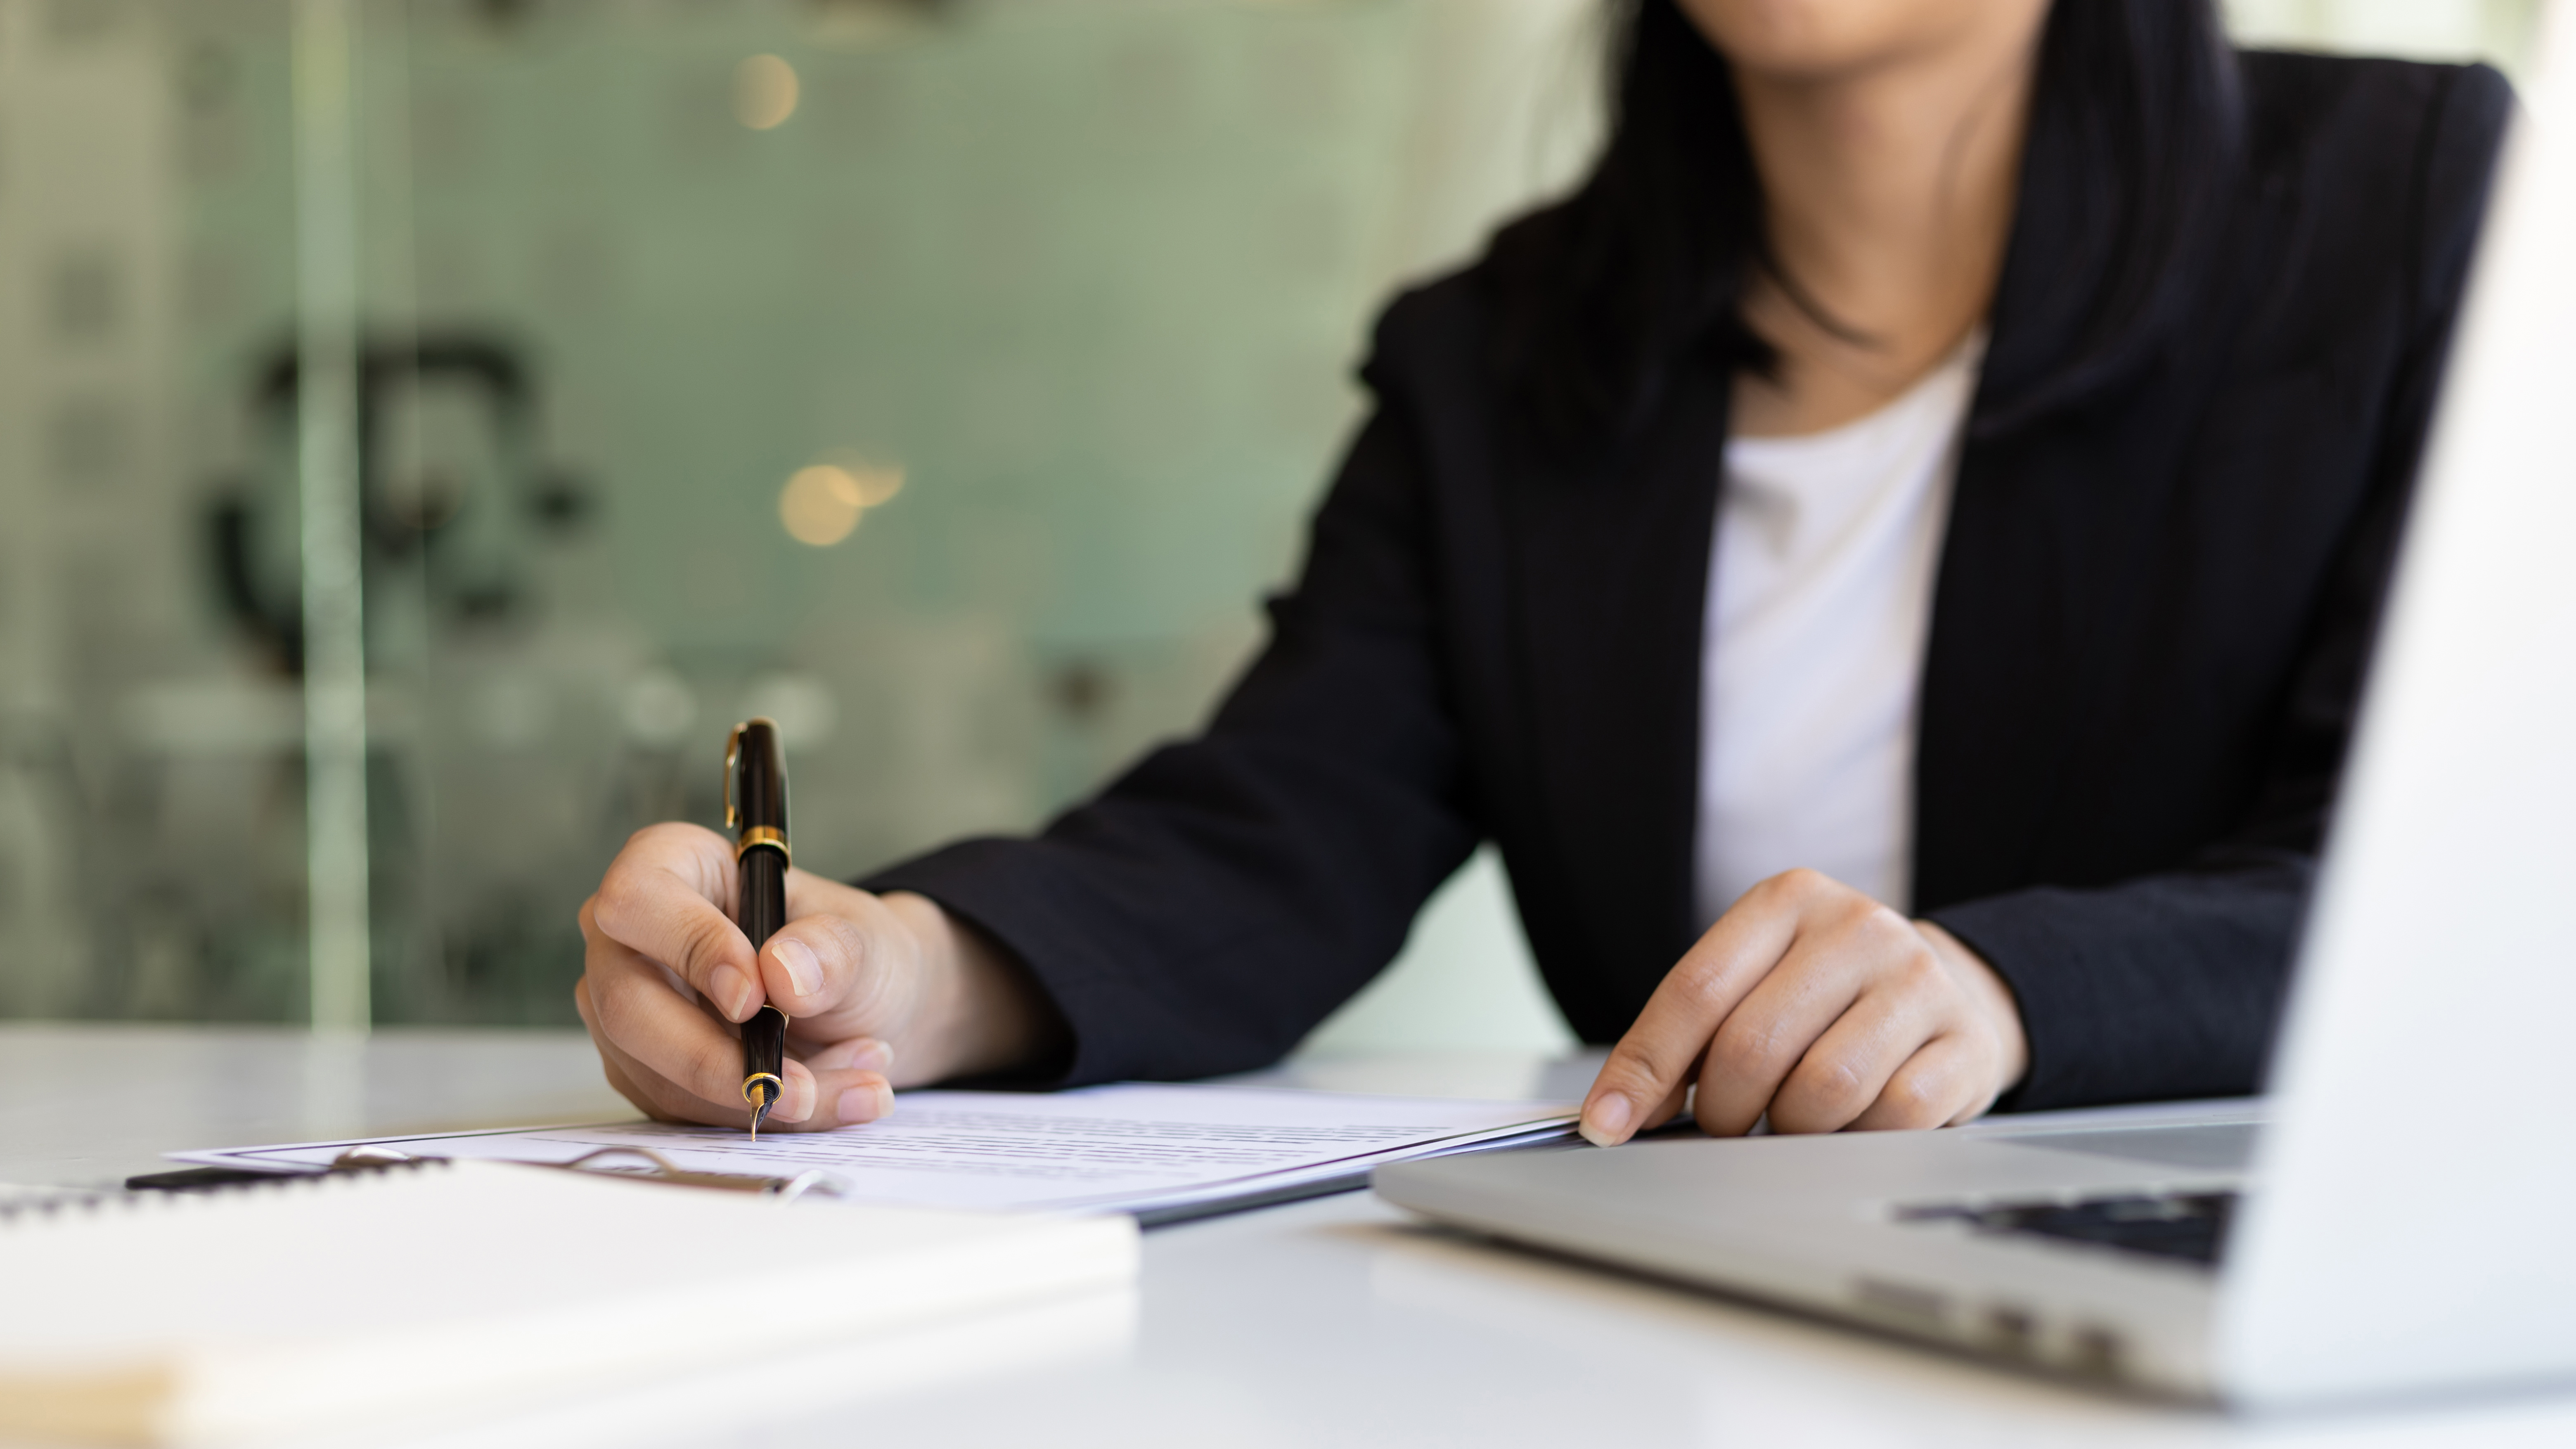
[740,1001,787,1092]
[738,843,787,952]
[739,844,789,1102]
[727,718,792,1129]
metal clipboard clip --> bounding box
[329,1144,851,1202]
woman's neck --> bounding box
[1728,10,2046,438]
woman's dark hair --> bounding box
[1495,0,2244,452]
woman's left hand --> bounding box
[1577,868,2028,1144]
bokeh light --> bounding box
[734,54,799,130]
[779,461,901,546]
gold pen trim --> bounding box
[741,1071,784,1106]
[735,826,790,865]
[723,724,744,829]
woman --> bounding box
[574,0,2509,1146]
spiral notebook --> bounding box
[0,1160,1136,1447]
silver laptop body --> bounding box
[1375,9,2576,1411]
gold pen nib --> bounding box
[741,1071,783,1140]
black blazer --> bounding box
[871,52,2511,1111]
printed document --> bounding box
[173,1085,1577,1222]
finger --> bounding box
[791,1038,898,1128]
[578,923,894,1134]
[804,1071,896,1129]
[597,1037,701,1128]
[1580,871,1828,1146]
[582,919,817,1125]
[575,978,672,1122]
[587,992,769,1128]
[783,864,874,921]
[805,1037,895,1074]
[1644,1077,1690,1134]
[596,1054,655,1120]
[1761,968,1948,1134]
[718,1056,895,1134]
[1694,897,1930,1135]
[596,997,811,1128]
[588,824,763,1023]
[1848,1035,1990,1131]
[596,1018,890,1134]
[753,889,916,1035]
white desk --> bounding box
[6,1023,2572,1449]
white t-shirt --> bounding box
[1694,335,1984,927]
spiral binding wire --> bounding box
[0,1157,452,1226]
[4,1146,848,1224]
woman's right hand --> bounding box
[573,823,1061,1132]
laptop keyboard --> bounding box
[1898,1189,2239,1266]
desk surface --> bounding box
[5,1023,2572,1449]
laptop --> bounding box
[1373,14,2576,1412]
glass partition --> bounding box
[0,0,1596,1027]
[0,0,2540,1032]
[0,0,310,1021]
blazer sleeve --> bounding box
[859,302,1480,1086]
[1927,63,2514,1111]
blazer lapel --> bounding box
[1915,106,2138,912]
[1498,349,1731,1041]
[1916,114,2262,910]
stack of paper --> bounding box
[174,1084,1579,1224]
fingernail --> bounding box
[836,1084,894,1123]
[852,1039,893,1073]
[708,964,754,1021]
[1579,1093,1632,1148]
[774,938,822,998]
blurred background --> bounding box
[0,0,2545,1052]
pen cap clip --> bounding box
[723,723,743,830]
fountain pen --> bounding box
[725,718,792,1138]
